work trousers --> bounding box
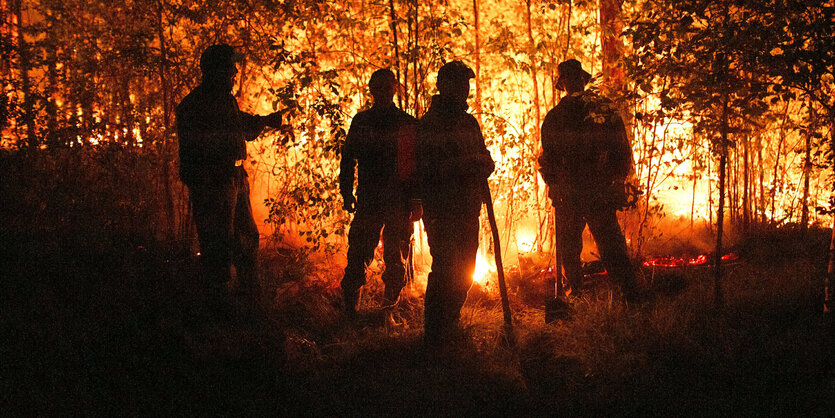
[189,167,260,295]
[555,202,636,298]
[341,206,412,294]
[423,215,480,339]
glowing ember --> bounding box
[642,256,688,268]
[689,254,709,266]
[642,252,740,268]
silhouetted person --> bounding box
[339,69,419,315]
[176,44,282,317]
[415,61,494,345]
[538,59,639,302]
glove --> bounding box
[343,194,357,213]
[462,153,494,179]
[262,110,283,129]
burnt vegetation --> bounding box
[2,0,835,415]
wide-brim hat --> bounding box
[200,44,243,75]
[556,59,591,91]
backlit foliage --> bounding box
[2,0,833,257]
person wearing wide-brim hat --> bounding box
[555,58,593,91]
[538,59,641,303]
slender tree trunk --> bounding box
[156,0,176,242]
[473,0,482,123]
[708,143,713,232]
[599,0,625,94]
[401,4,410,112]
[44,7,59,143]
[523,0,541,136]
[411,0,419,116]
[564,0,572,56]
[156,0,171,131]
[771,137,783,224]
[388,0,403,109]
[691,129,698,229]
[46,34,58,142]
[121,73,134,144]
[14,0,36,146]
[733,146,740,225]
[714,99,729,308]
[639,115,659,240]
[758,135,765,224]
[800,106,815,231]
[771,102,791,224]
[743,135,750,230]
[800,133,812,230]
[525,0,546,251]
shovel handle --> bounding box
[483,183,515,346]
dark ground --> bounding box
[3,227,835,416]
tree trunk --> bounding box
[156,0,176,242]
[771,102,791,224]
[121,73,134,144]
[734,146,740,225]
[691,128,698,229]
[743,135,750,230]
[388,0,403,109]
[708,143,713,232]
[473,0,482,123]
[45,11,59,143]
[599,0,625,94]
[757,135,765,224]
[156,0,171,131]
[14,0,36,147]
[525,0,546,251]
[714,99,729,308]
[800,107,815,231]
[410,0,420,116]
[564,0,572,56]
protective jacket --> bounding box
[339,102,417,213]
[416,95,494,218]
[539,90,632,206]
[176,84,264,187]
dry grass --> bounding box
[257,227,835,415]
[4,227,835,415]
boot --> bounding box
[382,284,404,307]
[343,286,360,317]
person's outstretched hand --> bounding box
[263,110,284,128]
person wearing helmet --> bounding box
[415,60,494,345]
[339,69,419,316]
[538,59,640,303]
[176,44,283,319]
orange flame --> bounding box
[472,250,494,287]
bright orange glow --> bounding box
[472,250,494,287]
[516,228,537,253]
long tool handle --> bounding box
[554,206,563,297]
[484,184,515,347]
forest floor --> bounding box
[4,227,835,416]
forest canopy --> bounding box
[2,0,833,256]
